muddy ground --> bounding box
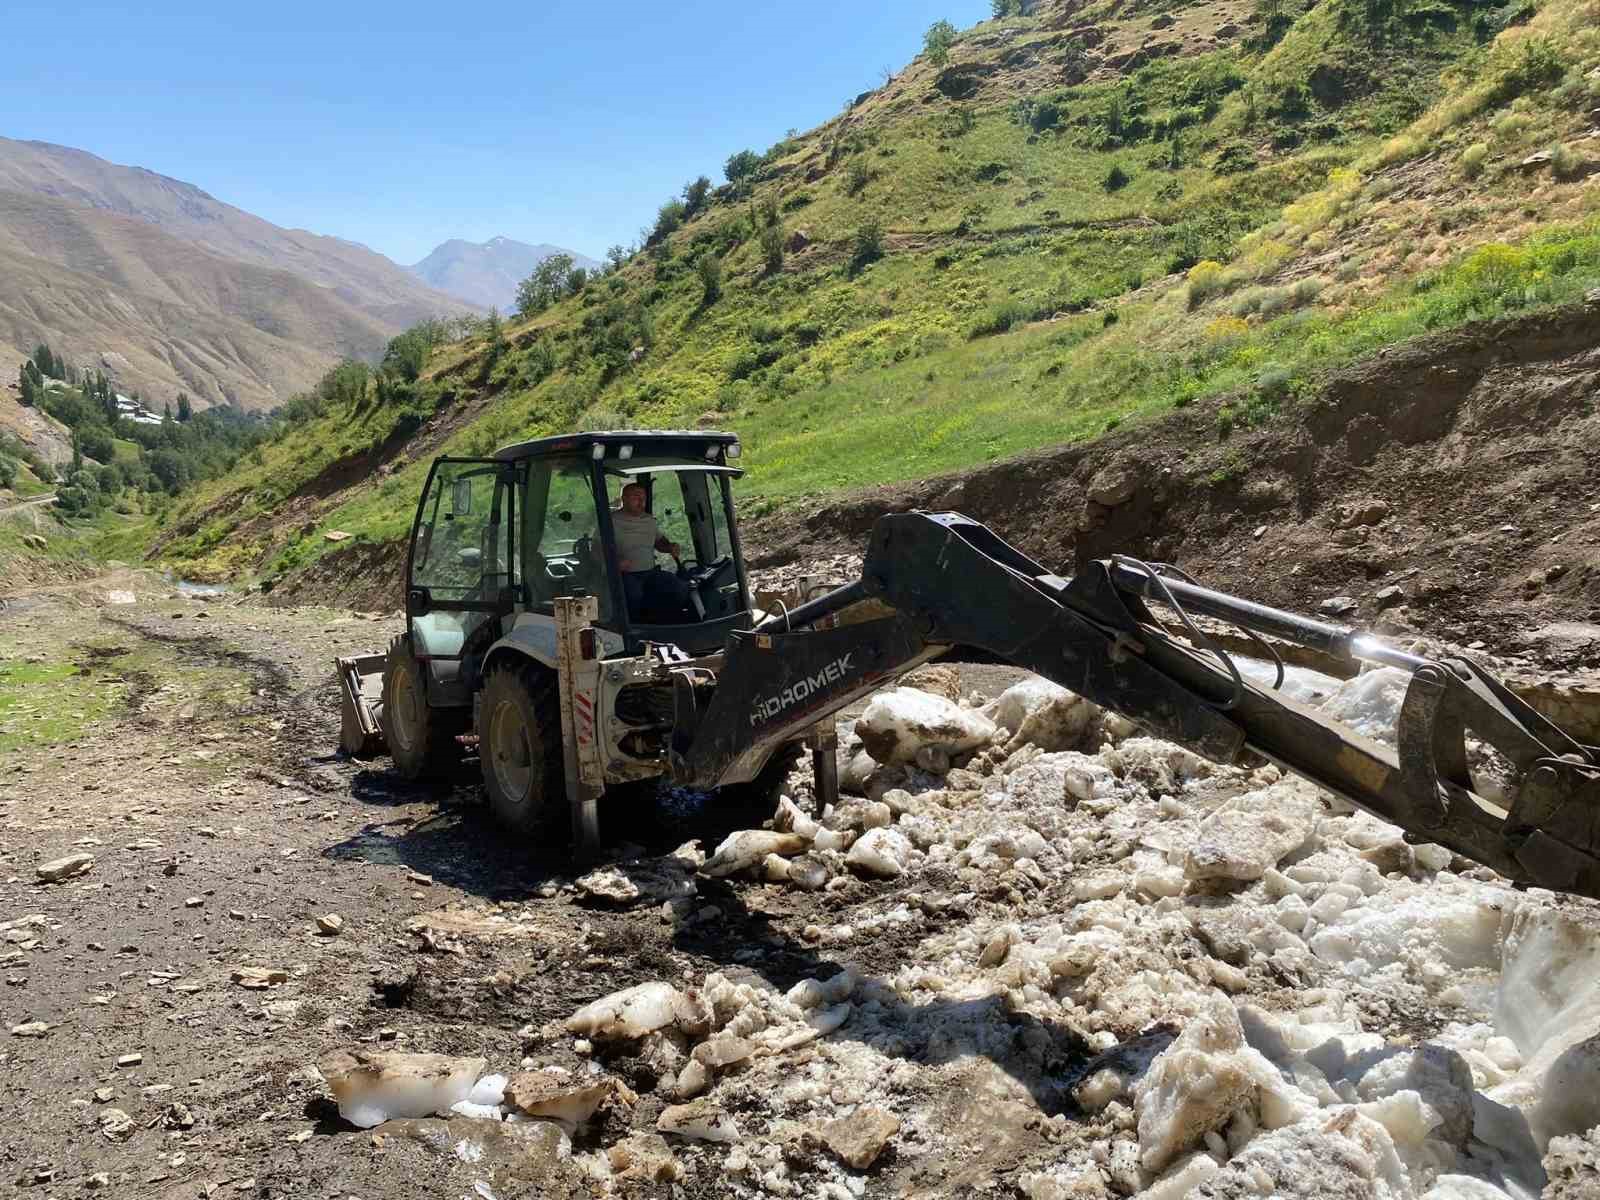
[0,577,1063,1198]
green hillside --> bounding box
[154,0,1600,586]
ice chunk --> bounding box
[1184,782,1323,883]
[845,828,912,878]
[701,830,809,877]
[1133,1151,1220,1199]
[468,1074,508,1106]
[657,1099,740,1143]
[319,1050,486,1129]
[565,982,711,1041]
[856,688,996,766]
[1198,1110,1411,1199]
[1133,995,1259,1172]
[989,677,1101,752]
[502,1069,635,1132]
[1419,1176,1516,1199]
[1319,668,1411,744]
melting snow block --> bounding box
[565,982,711,1042]
[701,831,808,878]
[657,1099,740,1143]
[845,828,912,878]
[319,1050,487,1129]
[1184,782,1323,884]
[1199,1110,1411,1199]
[855,688,996,766]
[1134,995,1259,1172]
[990,677,1102,753]
[502,1070,635,1132]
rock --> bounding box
[856,687,996,766]
[85,1172,109,1189]
[1150,11,1175,27]
[10,1021,49,1037]
[1338,498,1391,528]
[1185,782,1322,883]
[184,896,204,908]
[787,229,811,253]
[323,530,351,542]
[702,830,808,877]
[1086,459,1140,507]
[502,1070,635,1130]
[36,853,94,882]
[845,828,912,878]
[116,1053,142,1067]
[819,1106,901,1169]
[106,590,136,605]
[231,967,289,989]
[1373,585,1404,610]
[576,852,697,904]
[1134,996,1259,1172]
[98,1107,135,1141]
[607,1133,684,1184]
[163,1102,195,1129]
[1520,149,1555,170]
[319,1049,487,1129]
[658,1099,741,1143]
[565,981,711,1041]
[788,855,830,891]
[315,913,344,935]
[1319,596,1358,617]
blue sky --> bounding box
[3,0,990,265]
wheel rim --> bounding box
[391,662,421,753]
[488,697,534,805]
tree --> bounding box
[725,150,761,183]
[992,0,1020,15]
[485,309,506,365]
[851,218,885,275]
[18,363,37,407]
[924,20,958,68]
[605,244,628,273]
[176,393,193,422]
[683,175,713,217]
[515,253,576,316]
[652,200,687,243]
[565,267,589,296]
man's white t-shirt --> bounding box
[613,510,661,573]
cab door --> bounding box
[406,458,521,704]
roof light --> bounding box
[704,444,721,462]
[726,441,742,459]
[618,443,634,461]
[591,444,606,460]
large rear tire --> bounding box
[380,634,458,779]
[480,659,566,840]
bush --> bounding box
[1291,276,1326,306]
[759,223,786,274]
[1103,163,1131,192]
[1551,143,1583,180]
[1489,36,1567,106]
[725,150,761,183]
[697,254,724,305]
[1375,134,1423,168]
[851,219,885,275]
[844,158,871,196]
[653,199,687,241]
[924,19,958,68]
[1256,363,1295,397]
[967,299,1032,338]
[0,455,16,489]
[1493,111,1533,143]
[1460,142,1490,179]
[1186,260,1228,309]
[78,427,115,464]
[1204,316,1250,342]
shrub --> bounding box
[653,199,687,241]
[1216,407,1235,439]
[1103,163,1131,192]
[851,219,885,274]
[1257,363,1295,397]
[1375,134,1423,168]
[1493,111,1533,142]
[844,158,871,196]
[1291,276,1326,306]
[696,254,723,305]
[725,150,761,183]
[1489,36,1567,106]
[1256,286,1294,316]
[1460,142,1490,179]
[1551,143,1583,180]
[924,20,958,68]
[760,224,786,274]
[1186,260,1228,309]
[0,455,16,489]
[1204,316,1250,342]
[967,299,1032,339]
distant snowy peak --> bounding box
[408,237,600,313]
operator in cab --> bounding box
[613,481,692,620]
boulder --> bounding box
[36,853,94,882]
[1086,459,1140,507]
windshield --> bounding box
[603,466,735,566]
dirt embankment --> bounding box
[745,296,1600,668]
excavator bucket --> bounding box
[336,653,387,758]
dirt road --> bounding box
[4,577,1599,1200]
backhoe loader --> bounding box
[337,429,1600,900]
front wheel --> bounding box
[480,660,566,840]
[381,634,458,779]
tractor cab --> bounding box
[400,432,750,695]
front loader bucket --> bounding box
[336,653,388,758]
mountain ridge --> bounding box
[408,236,601,312]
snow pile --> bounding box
[319,1050,488,1129]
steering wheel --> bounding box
[675,557,702,578]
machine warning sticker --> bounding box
[750,654,855,727]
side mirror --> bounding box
[452,478,473,516]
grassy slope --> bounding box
[157,0,1600,582]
